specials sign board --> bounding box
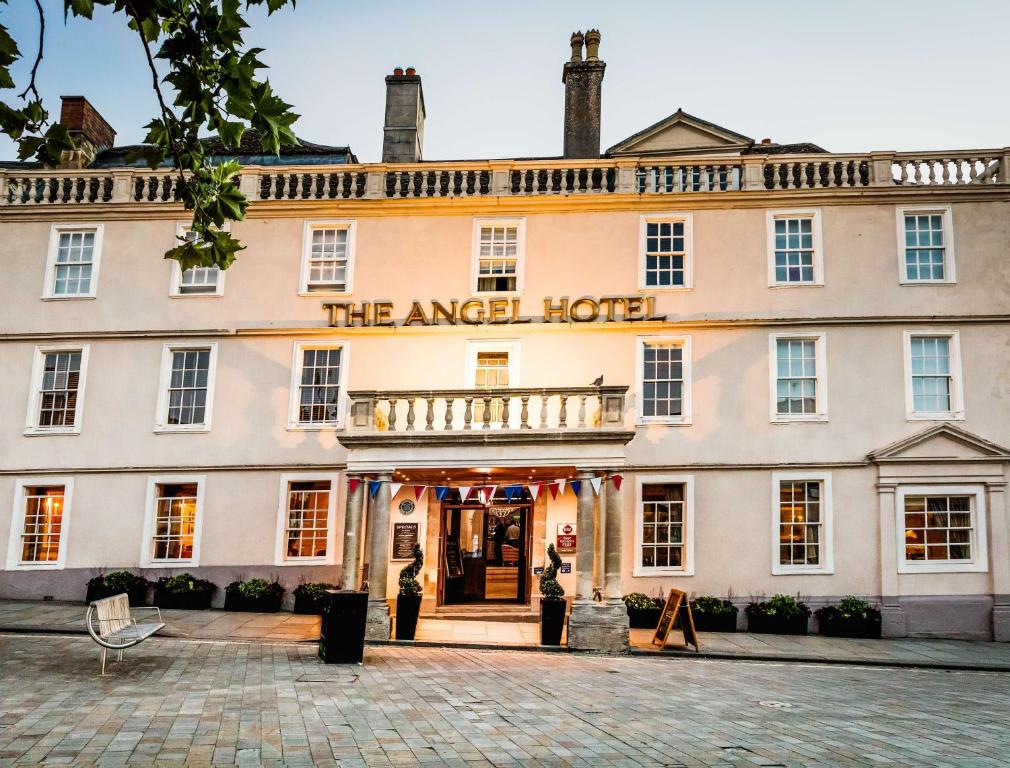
[323,295,665,327]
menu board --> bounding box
[391,522,420,560]
[651,588,700,652]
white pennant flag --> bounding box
[528,482,541,501]
[390,482,403,498]
[459,486,472,503]
[590,477,602,496]
[556,479,566,497]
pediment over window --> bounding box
[868,424,1010,462]
[607,109,753,157]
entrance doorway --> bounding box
[439,492,531,605]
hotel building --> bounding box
[2,32,1009,649]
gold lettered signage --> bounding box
[322,295,666,327]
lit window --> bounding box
[778,481,822,566]
[285,481,331,559]
[767,210,822,286]
[18,485,66,564]
[474,351,510,424]
[642,218,690,288]
[640,483,686,570]
[903,495,972,563]
[898,206,954,284]
[638,337,691,424]
[472,219,524,294]
[150,483,198,561]
[155,344,217,431]
[904,331,963,420]
[300,222,355,293]
[770,334,827,421]
[44,225,103,298]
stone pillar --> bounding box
[365,473,393,640]
[878,484,906,637]
[987,482,1010,641]
[340,474,365,591]
[604,473,624,603]
[567,470,629,653]
[594,480,606,597]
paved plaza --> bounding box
[1,632,1009,767]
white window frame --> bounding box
[902,329,964,421]
[274,472,339,566]
[636,335,692,426]
[770,471,834,575]
[6,477,74,571]
[298,219,356,295]
[769,332,828,423]
[634,474,695,577]
[154,342,219,433]
[766,209,823,287]
[896,204,955,285]
[896,484,987,574]
[140,474,206,567]
[464,339,519,388]
[42,223,104,300]
[24,344,91,436]
[638,213,694,291]
[287,340,350,430]
[168,221,226,298]
[470,217,526,296]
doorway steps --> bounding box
[428,604,539,623]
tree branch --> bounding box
[16,0,44,104]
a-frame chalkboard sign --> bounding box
[650,588,700,651]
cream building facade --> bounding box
[2,34,1010,648]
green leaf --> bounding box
[64,0,95,19]
[216,120,245,148]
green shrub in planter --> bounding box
[623,592,664,629]
[539,544,567,645]
[746,594,811,635]
[153,574,216,610]
[689,596,738,632]
[86,571,149,606]
[815,596,881,639]
[395,544,424,640]
[224,578,285,612]
[293,582,338,615]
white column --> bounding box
[878,483,906,637]
[604,473,624,603]
[364,472,392,640]
[340,474,365,591]
[574,470,596,603]
[987,482,1010,641]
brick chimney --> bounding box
[562,29,605,159]
[58,96,116,168]
[382,68,425,163]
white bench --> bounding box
[86,593,165,674]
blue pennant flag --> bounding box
[435,486,450,501]
[570,479,582,496]
[503,485,520,502]
[368,480,382,499]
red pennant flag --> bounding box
[413,485,426,501]
[349,478,361,494]
[548,482,560,500]
[612,474,623,491]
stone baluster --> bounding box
[387,398,398,431]
[577,394,587,428]
[405,398,416,431]
[425,397,435,430]
[519,396,530,429]
[443,397,454,430]
[558,395,569,429]
[463,397,473,429]
[500,395,510,428]
[482,396,492,429]
[539,394,549,428]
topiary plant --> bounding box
[539,544,565,600]
[398,543,423,596]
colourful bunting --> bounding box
[390,482,403,498]
[349,478,361,494]
[435,486,450,501]
[557,479,566,497]
[368,480,381,499]
[570,479,582,496]
[548,482,560,500]
[529,483,541,500]
[590,477,602,496]
[612,474,623,491]
[459,486,472,503]
[413,485,426,501]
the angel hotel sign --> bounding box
[323,295,665,327]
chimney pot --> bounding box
[405,67,416,76]
[57,96,115,168]
[393,67,403,76]
[382,70,425,163]
[761,137,772,145]
[584,29,601,61]
[569,31,584,62]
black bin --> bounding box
[318,590,368,664]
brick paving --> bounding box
[1,633,1009,766]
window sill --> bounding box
[636,418,692,427]
[298,289,351,297]
[40,295,97,301]
[898,562,987,575]
[633,567,694,577]
[772,567,834,576]
[169,292,224,299]
[287,424,343,432]
[906,413,965,422]
[23,428,80,437]
[768,283,824,289]
[638,285,692,293]
[469,290,523,298]
[144,560,199,568]
[275,558,333,567]
[6,561,65,571]
[154,426,211,434]
[898,280,956,287]
[770,415,829,424]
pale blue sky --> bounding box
[1,0,1007,161]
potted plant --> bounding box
[746,594,811,635]
[224,578,285,612]
[539,544,567,645]
[293,581,339,615]
[815,596,882,638]
[395,543,424,640]
[153,573,216,610]
[689,596,739,632]
[85,571,149,606]
[623,592,664,629]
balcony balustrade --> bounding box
[1,149,1007,207]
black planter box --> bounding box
[691,609,738,633]
[153,588,214,610]
[395,594,422,640]
[224,589,283,613]
[86,583,148,607]
[540,599,567,645]
[293,593,327,615]
[746,612,809,635]
[817,612,881,639]
[626,606,663,629]
[319,590,368,664]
